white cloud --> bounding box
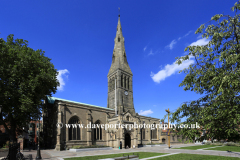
[151,56,194,83]
[148,49,154,56]
[197,35,202,39]
[139,109,153,116]
[178,30,192,41]
[144,46,147,51]
[57,69,69,91]
[190,38,209,46]
[184,30,192,37]
[166,39,177,50]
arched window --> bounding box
[162,138,165,143]
[94,120,102,140]
[68,116,80,140]
[172,135,175,141]
[142,128,145,140]
[124,76,126,88]
[125,77,128,90]
[118,37,120,42]
[126,116,130,121]
[121,75,123,87]
[152,123,157,139]
[127,77,129,90]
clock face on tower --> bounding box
[124,91,128,96]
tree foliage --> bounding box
[0,34,59,141]
[170,1,240,142]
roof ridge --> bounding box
[47,96,114,110]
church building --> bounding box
[43,15,165,151]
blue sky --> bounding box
[0,0,237,121]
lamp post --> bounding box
[36,115,42,159]
[165,108,170,149]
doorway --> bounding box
[162,138,166,143]
[125,133,131,148]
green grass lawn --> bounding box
[64,152,166,160]
[174,145,215,150]
[152,153,240,160]
[205,146,240,152]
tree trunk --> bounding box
[10,119,17,143]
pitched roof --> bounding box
[47,96,114,110]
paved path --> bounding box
[197,146,223,150]
[39,144,240,159]
[161,148,240,158]
[21,150,58,160]
[1,144,236,159]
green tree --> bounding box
[171,1,240,142]
[0,34,59,142]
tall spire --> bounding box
[108,13,132,76]
[107,13,135,115]
[118,7,120,17]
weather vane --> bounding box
[118,7,120,17]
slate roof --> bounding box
[47,96,114,110]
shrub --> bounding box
[225,142,235,146]
[72,145,81,149]
[2,141,9,148]
[183,139,193,144]
[235,143,240,147]
[205,141,212,145]
[224,142,240,147]
[211,143,223,146]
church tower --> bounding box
[107,14,135,115]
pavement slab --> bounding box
[13,144,240,159]
[21,150,55,160]
[197,146,223,150]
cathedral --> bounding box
[43,15,174,151]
